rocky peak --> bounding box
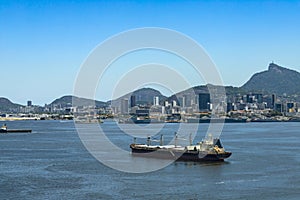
[268,63,284,73]
[242,63,300,95]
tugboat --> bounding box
[130,133,231,162]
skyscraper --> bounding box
[198,93,210,111]
[275,103,282,113]
[255,94,263,103]
[130,95,136,107]
[271,94,276,108]
[172,100,177,107]
[184,95,191,107]
[153,96,159,106]
[120,99,129,114]
[178,96,186,108]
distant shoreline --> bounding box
[1,117,300,123]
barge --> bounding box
[0,129,32,133]
[0,124,32,133]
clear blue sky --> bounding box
[1,0,300,105]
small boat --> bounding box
[130,134,232,162]
[119,116,162,124]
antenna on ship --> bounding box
[189,133,192,145]
[147,136,151,146]
[174,132,178,147]
[160,134,164,146]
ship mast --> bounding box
[174,132,178,147]
[160,134,164,146]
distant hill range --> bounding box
[152,62,300,101]
[49,88,167,109]
[241,63,300,95]
[110,88,167,107]
[1,63,300,112]
[0,97,24,112]
[49,95,107,108]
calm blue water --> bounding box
[1,120,300,199]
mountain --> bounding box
[2,63,300,113]
[110,88,167,107]
[0,97,24,112]
[167,85,209,103]
[241,63,300,95]
[49,95,107,108]
[168,84,237,106]
[130,88,167,104]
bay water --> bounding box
[1,120,300,199]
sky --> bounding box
[1,0,300,105]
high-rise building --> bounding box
[275,103,282,113]
[246,93,263,103]
[178,96,186,108]
[271,94,276,108]
[130,96,136,107]
[153,96,159,106]
[227,103,234,112]
[120,99,129,114]
[27,100,32,107]
[164,101,170,107]
[246,94,254,103]
[161,106,165,114]
[287,102,294,109]
[255,94,263,103]
[172,100,177,107]
[184,95,191,107]
[194,95,199,105]
[198,93,210,111]
[287,102,295,112]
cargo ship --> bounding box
[130,134,232,162]
[0,124,32,133]
[0,129,32,133]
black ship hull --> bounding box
[0,129,32,133]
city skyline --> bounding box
[1,1,300,105]
[1,61,300,107]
